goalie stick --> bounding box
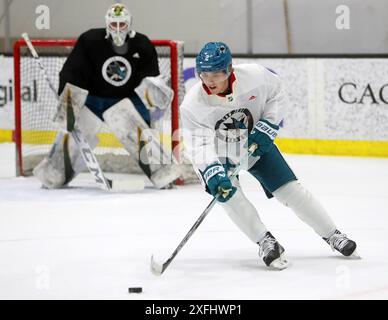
[21,32,144,192]
[150,144,258,276]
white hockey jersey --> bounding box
[180,63,286,180]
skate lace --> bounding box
[259,237,277,257]
[328,233,349,252]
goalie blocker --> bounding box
[34,83,181,190]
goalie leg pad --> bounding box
[53,83,89,132]
[33,133,74,188]
[33,135,70,189]
[69,105,102,174]
[103,98,181,188]
[221,179,268,243]
[102,98,141,157]
[33,107,102,188]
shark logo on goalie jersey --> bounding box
[102,56,132,87]
[215,108,254,143]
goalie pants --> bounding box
[85,91,151,125]
[220,144,337,243]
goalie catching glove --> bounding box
[138,75,174,110]
[202,163,237,202]
[248,119,279,157]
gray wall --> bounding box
[1,0,388,54]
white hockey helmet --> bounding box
[105,3,133,46]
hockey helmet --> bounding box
[196,42,232,82]
[105,3,133,46]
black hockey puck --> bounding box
[128,287,142,293]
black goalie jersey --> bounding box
[58,28,160,97]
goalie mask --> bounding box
[105,3,132,47]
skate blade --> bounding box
[348,250,362,260]
[269,254,290,270]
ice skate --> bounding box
[258,232,289,270]
[324,230,360,259]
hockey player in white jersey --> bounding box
[181,42,358,270]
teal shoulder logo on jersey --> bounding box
[215,108,254,143]
[102,56,132,87]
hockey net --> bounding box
[13,38,198,184]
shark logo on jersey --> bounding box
[102,56,132,86]
[215,108,254,142]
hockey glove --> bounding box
[248,119,279,157]
[202,163,237,203]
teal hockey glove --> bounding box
[248,119,279,157]
[202,163,237,203]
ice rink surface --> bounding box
[0,142,387,300]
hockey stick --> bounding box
[21,33,144,192]
[150,144,257,276]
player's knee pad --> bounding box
[272,180,311,210]
[221,181,267,243]
[273,179,336,237]
[222,187,257,217]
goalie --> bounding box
[34,3,181,189]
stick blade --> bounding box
[150,255,164,276]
